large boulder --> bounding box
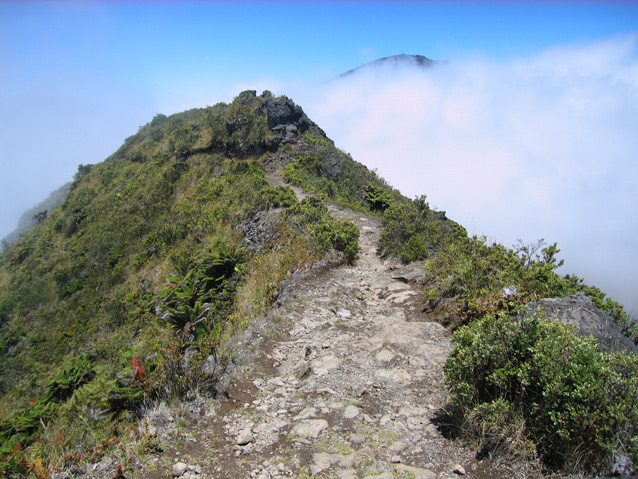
[518,293,637,354]
[258,97,313,132]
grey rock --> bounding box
[391,268,425,283]
[293,406,317,420]
[172,462,188,477]
[336,470,359,479]
[348,433,366,445]
[519,293,637,354]
[394,464,437,479]
[344,404,361,419]
[238,210,282,253]
[311,452,356,475]
[290,418,329,438]
[453,464,466,475]
[258,97,313,132]
[236,428,254,446]
[389,441,407,452]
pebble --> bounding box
[236,428,254,446]
[389,441,407,452]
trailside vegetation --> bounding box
[0,91,374,476]
[0,89,635,477]
[379,198,637,473]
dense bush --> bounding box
[380,195,467,262]
[444,312,638,473]
[364,183,392,211]
[285,197,360,265]
[283,143,398,212]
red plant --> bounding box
[131,357,146,381]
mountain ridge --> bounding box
[337,54,442,78]
[0,90,635,478]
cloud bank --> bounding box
[295,35,638,313]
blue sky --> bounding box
[1,1,637,311]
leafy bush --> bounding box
[285,197,360,265]
[444,312,638,473]
[364,183,392,211]
[425,235,519,304]
[380,195,467,262]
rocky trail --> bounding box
[133,182,530,479]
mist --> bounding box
[294,35,638,314]
[2,32,636,315]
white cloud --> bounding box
[293,34,638,314]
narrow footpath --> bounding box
[135,180,531,479]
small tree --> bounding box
[33,210,47,224]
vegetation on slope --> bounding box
[0,90,367,476]
[380,195,638,473]
[0,88,635,477]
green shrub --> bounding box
[444,312,638,473]
[425,235,519,304]
[365,183,392,211]
[380,195,466,262]
[285,198,360,265]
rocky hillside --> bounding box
[0,91,636,478]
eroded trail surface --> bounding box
[141,191,519,479]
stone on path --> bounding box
[453,464,466,475]
[236,427,254,446]
[293,406,317,420]
[394,464,438,479]
[289,418,329,439]
[363,473,393,479]
[336,470,359,479]
[375,349,394,362]
[172,462,188,477]
[310,452,357,475]
[375,367,412,383]
[344,404,361,419]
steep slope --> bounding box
[0,89,635,478]
[2,182,71,246]
[0,90,460,476]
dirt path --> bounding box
[132,179,527,479]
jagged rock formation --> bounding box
[519,293,638,355]
[258,95,313,133]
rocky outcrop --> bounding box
[258,97,313,133]
[237,209,282,253]
[519,293,637,355]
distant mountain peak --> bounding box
[338,54,441,78]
